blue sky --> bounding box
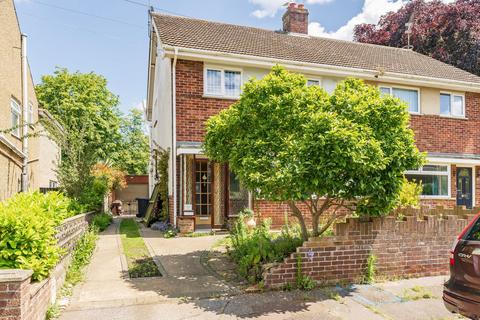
[13,0,449,113]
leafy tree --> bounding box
[36,68,121,203]
[204,66,424,241]
[113,109,150,175]
[353,0,480,76]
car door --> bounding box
[453,218,480,302]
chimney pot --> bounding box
[282,3,309,34]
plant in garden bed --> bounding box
[119,219,161,278]
[92,213,113,232]
[65,227,98,286]
[227,214,302,283]
[0,192,82,281]
[204,66,425,241]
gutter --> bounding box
[172,47,179,228]
[162,45,480,93]
[21,34,29,192]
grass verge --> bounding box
[119,218,161,278]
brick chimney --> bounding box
[282,3,309,34]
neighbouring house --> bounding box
[146,3,480,231]
[0,0,59,201]
[112,175,149,215]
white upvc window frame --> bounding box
[10,99,21,138]
[405,163,451,199]
[379,84,421,114]
[440,91,465,118]
[204,65,243,99]
[306,78,321,87]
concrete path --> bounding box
[60,218,463,319]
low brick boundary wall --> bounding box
[0,212,94,320]
[264,212,478,289]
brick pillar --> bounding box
[0,270,32,320]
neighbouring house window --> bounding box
[307,79,320,87]
[380,86,420,113]
[206,69,222,95]
[205,68,242,97]
[405,164,450,197]
[49,180,58,188]
[323,78,338,94]
[10,99,21,138]
[440,93,464,117]
[28,103,34,124]
[224,71,241,96]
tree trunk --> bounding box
[287,201,309,241]
[312,213,320,237]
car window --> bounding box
[464,218,480,241]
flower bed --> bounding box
[228,214,303,284]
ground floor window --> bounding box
[405,164,450,197]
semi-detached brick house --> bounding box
[146,3,480,231]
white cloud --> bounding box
[309,0,457,41]
[249,0,334,18]
[306,0,334,3]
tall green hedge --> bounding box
[0,192,81,281]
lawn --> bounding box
[119,218,161,278]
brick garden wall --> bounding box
[264,208,478,289]
[0,212,94,320]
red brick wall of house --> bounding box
[174,59,480,225]
[264,212,476,288]
[410,92,480,155]
[175,60,236,142]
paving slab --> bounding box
[60,219,462,319]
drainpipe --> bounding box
[21,34,29,192]
[172,47,179,227]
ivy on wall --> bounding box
[155,148,170,221]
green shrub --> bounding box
[77,176,109,211]
[0,192,82,281]
[228,214,303,283]
[296,255,316,290]
[362,254,377,284]
[65,227,98,285]
[396,178,422,209]
[92,213,112,232]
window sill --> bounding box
[439,114,468,120]
[420,196,453,200]
[202,94,239,101]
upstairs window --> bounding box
[307,79,320,87]
[10,99,21,138]
[205,67,242,98]
[405,165,450,197]
[440,93,464,117]
[380,86,420,113]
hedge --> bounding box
[0,192,81,281]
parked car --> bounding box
[444,213,480,319]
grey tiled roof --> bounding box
[153,13,480,85]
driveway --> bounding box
[59,218,463,320]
